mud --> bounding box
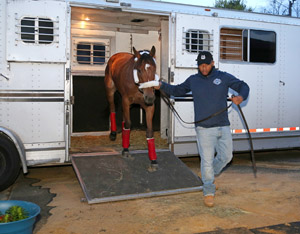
[1,131,299,234]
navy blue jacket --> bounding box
[160,67,250,128]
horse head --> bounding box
[133,46,159,105]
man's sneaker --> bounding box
[204,195,214,207]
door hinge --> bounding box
[66,68,70,81]
[66,111,69,125]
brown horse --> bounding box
[104,46,159,167]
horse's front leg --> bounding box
[144,104,158,168]
[122,97,131,157]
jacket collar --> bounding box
[198,66,217,78]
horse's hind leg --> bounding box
[104,73,117,141]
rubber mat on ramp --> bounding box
[71,150,203,204]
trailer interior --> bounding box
[70,7,170,153]
[68,7,204,204]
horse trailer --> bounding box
[1,0,300,191]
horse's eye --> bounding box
[137,69,141,73]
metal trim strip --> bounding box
[86,186,203,204]
[0,98,64,102]
[25,147,65,152]
[0,90,65,102]
[0,90,64,92]
[0,92,64,97]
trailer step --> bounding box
[71,150,202,204]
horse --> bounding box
[104,46,159,168]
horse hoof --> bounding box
[122,149,133,160]
[148,160,158,172]
[109,132,117,141]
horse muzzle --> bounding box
[144,92,156,105]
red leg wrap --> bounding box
[147,138,157,161]
[122,128,130,149]
[110,112,117,132]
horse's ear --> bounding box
[150,46,156,57]
[133,47,140,59]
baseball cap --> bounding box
[196,51,213,65]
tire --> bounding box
[0,134,21,191]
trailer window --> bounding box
[220,27,276,63]
[183,30,212,53]
[248,30,276,63]
[76,43,106,65]
[20,17,55,44]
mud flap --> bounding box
[71,150,202,204]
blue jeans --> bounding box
[195,126,233,196]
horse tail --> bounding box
[104,58,111,79]
[104,57,117,140]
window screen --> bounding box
[38,18,54,44]
[77,44,91,64]
[220,27,276,63]
[93,45,106,65]
[77,43,106,65]
[20,17,54,44]
[220,28,243,61]
[183,30,212,53]
[21,17,35,43]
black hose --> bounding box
[237,104,257,178]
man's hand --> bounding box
[154,81,162,90]
[230,95,244,105]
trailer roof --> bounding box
[68,0,300,26]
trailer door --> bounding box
[170,13,219,155]
[4,0,69,164]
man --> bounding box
[155,51,249,207]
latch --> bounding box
[168,69,175,83]
[279,80,285,86]
[70,96,75,105]
[171,16,176,24]
[0,73,9,80]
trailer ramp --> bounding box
[71,150,203,204]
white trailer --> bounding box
[0,0,300,191]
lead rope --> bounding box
[160,90,232,124]
[160,90,257,177]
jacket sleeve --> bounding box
[225,72,250,100]
[160,78,191,96]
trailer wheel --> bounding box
[0,134,21,191]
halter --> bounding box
[133,51,160,89]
